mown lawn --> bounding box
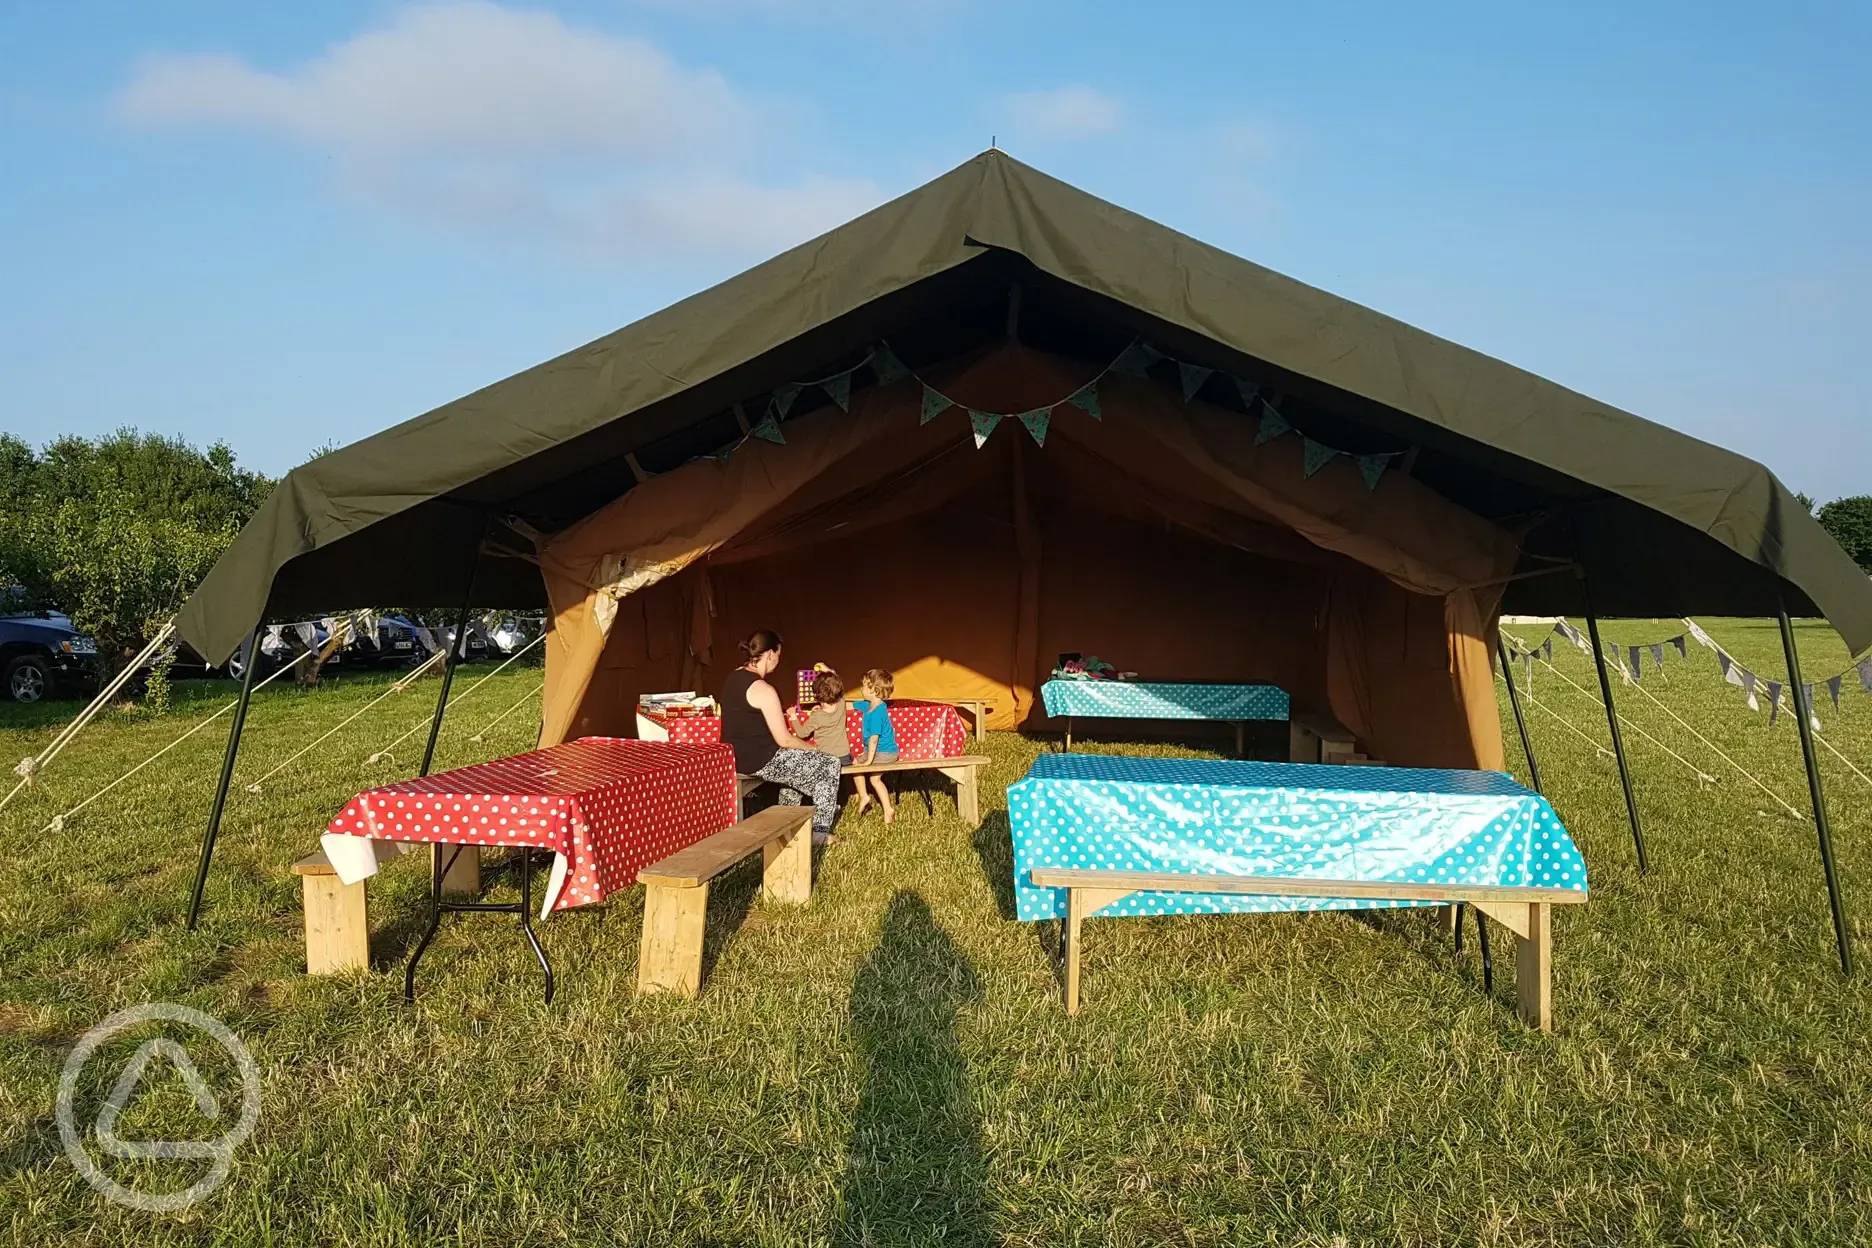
[2,619,1870,1246]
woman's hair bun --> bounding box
[738,628,783,659]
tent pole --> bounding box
[1497,636,1543,794]
[1776,589,1852,975]
[1581,586,1648,874]
[420,536,485,778]
[186,627,262,929]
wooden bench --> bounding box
[635,805,815,998]
[737,754,991,827]
[1030,867,1587,1031]
[1289,712,1359,764]
[949,699,993,740]
[292,851,370,974]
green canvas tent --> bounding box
[176,149,1872,666]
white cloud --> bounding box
[1005,86,1124,140]
[114,2,881,260]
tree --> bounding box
[1817,496,1872,574]
[0,430,272,675]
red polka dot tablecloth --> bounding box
[638,702,966,761]
[320,737,736,914]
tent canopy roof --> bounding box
[177,150,1872,664]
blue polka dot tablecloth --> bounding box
[1007,753,1588,921]
[1039,680,1290,722]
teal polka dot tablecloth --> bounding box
[1039,680,1290,722]
[1008,754,1588,921]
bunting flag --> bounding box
[1110,341,1164,379]
[1067,383,1102,420]
[1628,647,1644,682]
[711,445,736,464]
[1301,438,1337,477]
[1234,377,1261,410]
[1721,653,1740,685]
[1357,454,1391,491]
[1860,658,1872,693]
[1255,408,1292,445]
[773,384,800,419]
[920,387,953,425]
[1178,363,1214,402]
[1650,643,1666,674]
[752,414,786,444]
[1542,638,1554,661]
[1672,636,1688,659]
[821,372,851,412]
[1608,642,1622,668]
[1766,680,1784,725]
[1743,672,1759,711]
[1829,675,1844,709]
[869,344,909,384]
[1017,407,1052,447]
[970,410,1002,448]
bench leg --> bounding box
[638,883,710,998]
[761,815,813,905]
[1065,888,1089,1016]
[1515,902,1553,1032]
[438,843,480,897]
[302,873,369,974]
[939,765,981,828]
[1235,721,1245,759]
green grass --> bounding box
[3,619,1871,1245]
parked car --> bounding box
[0,612,99,703]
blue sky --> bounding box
[3,2,1868,498]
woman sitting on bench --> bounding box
[721,628,843,845]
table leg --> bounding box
[403,846,446,1002]
[1234,721,1245,759]
[439,843,480,896]
[1515,902,1553,1032]
[1474,904,1494,995]
[518,846,555,1003]
[1064,717,1073,753]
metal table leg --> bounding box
[404,844,555,1004]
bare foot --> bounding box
[880,801,896,825]
[812,831,839,846]
[854,798,872,817]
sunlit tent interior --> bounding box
[176,150,1872,971]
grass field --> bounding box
[2,619,1870,1246]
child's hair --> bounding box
[812,670,844,704]
[861,667,894,699]
[737,628,783,660]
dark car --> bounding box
[0,612,100,703]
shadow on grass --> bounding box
[969,811,1017,922]
[834,891,989,1248]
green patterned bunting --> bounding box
[1356,453,1392,490]
[1017,407,1051,446]
[773,383,800,418]
[1301,438,1337,477]
[1110,341,1164,379]
[1066,383,1101,420]
[1255,407,1291,445]
[752,414,786,444]
[1234,377,1261,410]
[970,410,1002,448]
[821,372,851,412]
[920,387,953,425]
[869,344,909,384]
[1178,363,1214,402]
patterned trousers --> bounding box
[752,747,842,834]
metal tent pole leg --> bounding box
[1497,637,1543,794]
[187,628,263,930]
[1582,602,1648,875]
[1777,593,1853,976]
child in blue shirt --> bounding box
[852,667,899,822]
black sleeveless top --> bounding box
[720,668,779,774]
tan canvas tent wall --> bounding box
[536,345,1518,769]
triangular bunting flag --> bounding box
[920,387,953,425]
[1671,635,1688,659]
[1743,671,1759,710]
[821,372,851,412]
[773,383,800,418]
[1066,383,1102,420]
[1234,376,1261,410]
[710,445,736,464]
[1608,642,1622,665]
[1720,653,1738,683]
[1650,643,1665,673]
[1860,658,1872,693]
[1017,407,1051,447]
[1828,674,1843,709]
[1178,363,1214,402]
[969,410,1002,448]
[869,344,909,384]
[1301,438,1337,477]
[1255,408,1291,445]
[1542,638,1553,661]
[1803,683,1816,716]
[1766,679,1783,725]
[752,414,786,444]
[1628,647,1644,681]
[1109,341,1163,379]
[1356,453,1391,491]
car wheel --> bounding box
[5,655,50,703]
